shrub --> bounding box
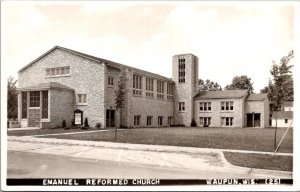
[95,123,101,129]
[84,117,89,129]
[62,120,67,128]
[191,118,197,127]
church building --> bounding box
[17,46,269,128]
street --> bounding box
[8,151,257,179]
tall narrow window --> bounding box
[147,116,153,126]
[168,116,173,126]
[146,78,154,97]
[30,91,40,107]
[158,116,163,126]
[134,115,141,126]
[133,74,142,95]
[108,76,114,86]
[178,56,185,83]
[167,83,174,100]
[157,80,164,99]
[42,91,48,119]
[22,92,27,118]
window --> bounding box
[78,94,87,105]
[285,119,288,123]
[158,116,163,126]
[178,56,185,83]
[146,78,154,97]
[199,102,211,111]
[157,80,164,99]
[22,92,27,118]
[30,91,40,107]
[221,117,233,126]
[167,83,174,100]
[221,101,234,111]
[199,117,211,126]
[46,66,70,77]
[134,115,141,126]
[42,91,48,119]
[108,76,114,86]
[168,116,173,126]
[179,102,185,112]
[147,116,153,126]
[133,74,142,96]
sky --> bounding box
[1,1,295,93]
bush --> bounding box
[95,123,101,129]
[62,120,67,128]
[83,117,89,129]
[71,118,75,126]
[191,118,197,127]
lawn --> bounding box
[7,127,97,136]
[224,152,293,172]
[38,127,293,153]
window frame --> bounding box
[46,66,71,78]
[134,115,141,127]
[221,101,234,111]
[158,116,163,126]
[77,94,87,105]
[108,76,114,87]
[133,74,142,96]
[179,102,185,112]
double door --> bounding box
[106,110,115,128]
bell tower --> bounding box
[172,54,198,126]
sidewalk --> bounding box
[8,136,292,179]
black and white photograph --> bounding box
[1,1,299,191]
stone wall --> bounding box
[48,89,74,128]
[194,98,245,128]
[18,48,105,127]
[245,99,269,128]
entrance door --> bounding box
[106,110,115,127]
[247,113,261,127]
[28,109,40,127]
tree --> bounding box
[198,79,222,92]
[114,69,128,141]
[261,50,294,150]
[225,75,254,93]
[7,76,18,119]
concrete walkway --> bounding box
[7,136,292,179]
[7,127,40,131]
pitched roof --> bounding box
[246,93,268,101]
[17,82,73,91]
[194,90,248,100]
[272,111,293,119]
[19,46,173,82]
